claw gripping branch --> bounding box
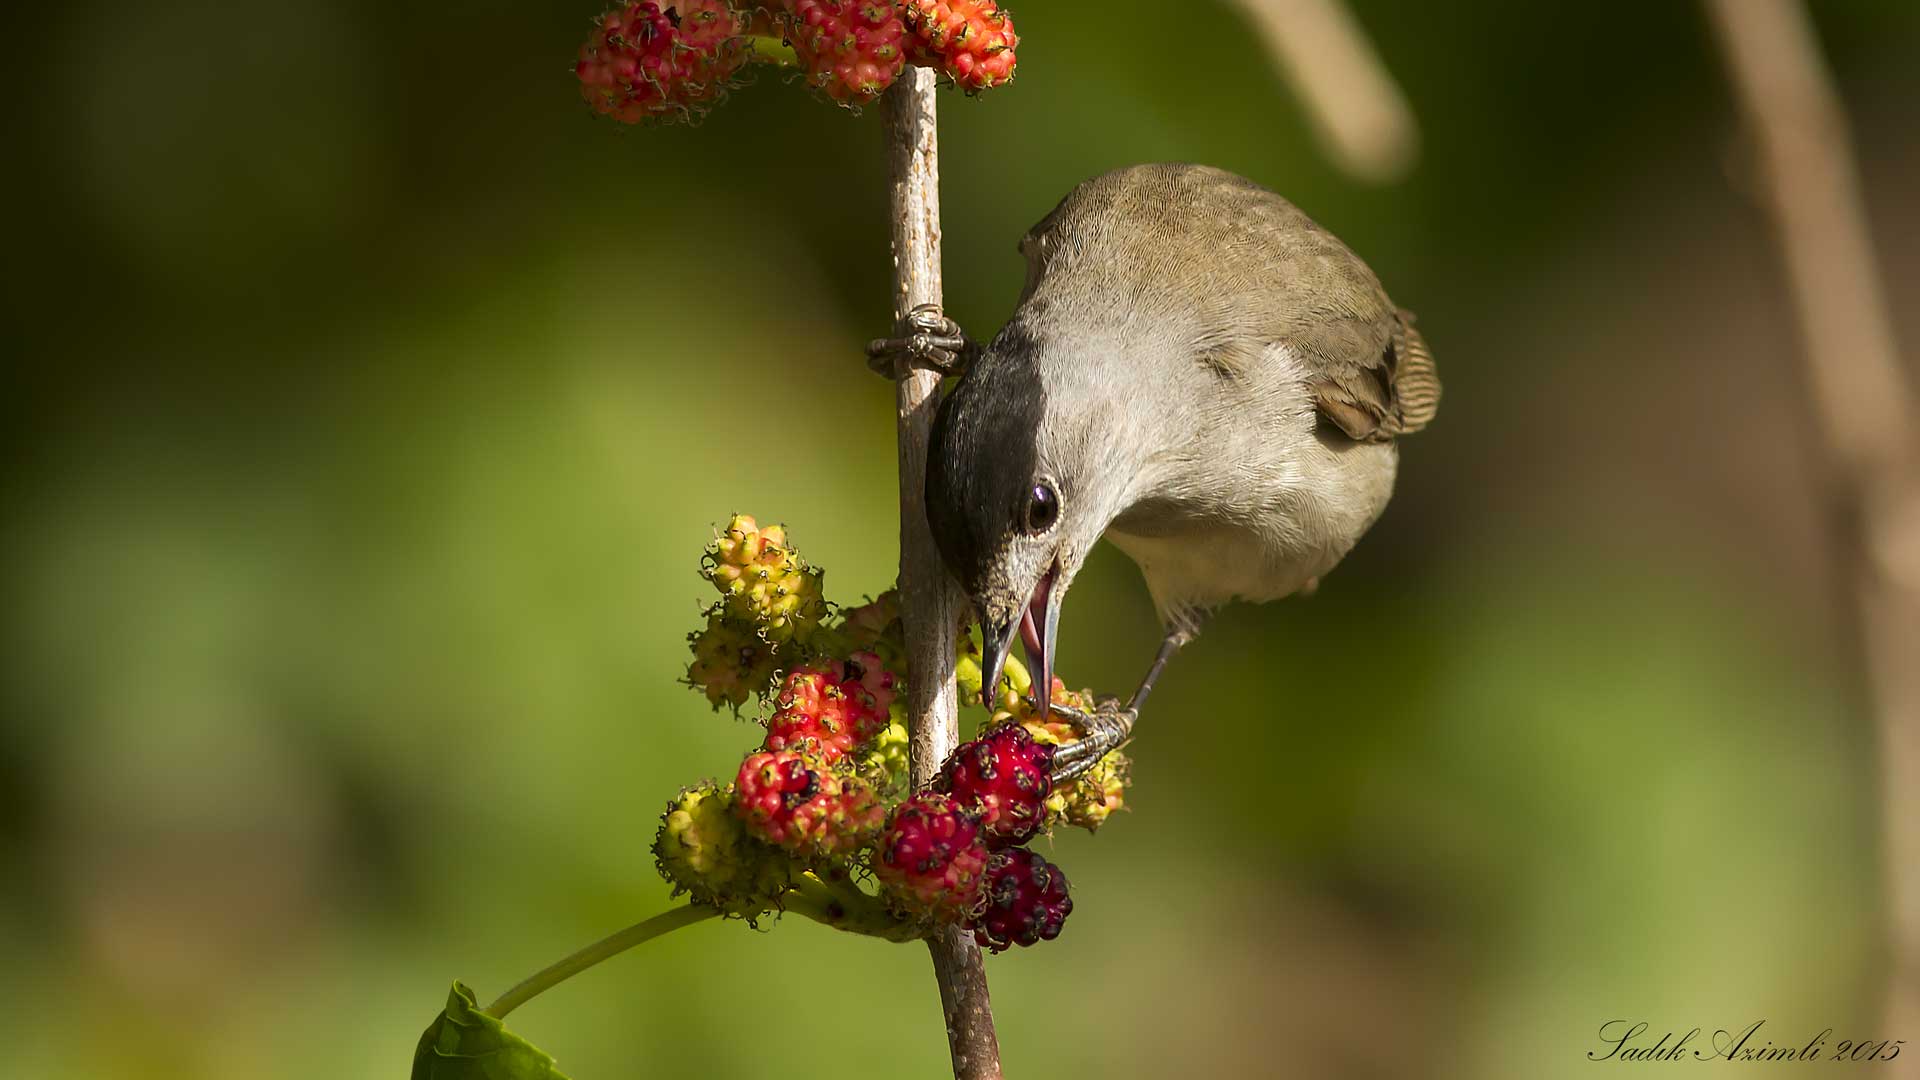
[998,680,1132,831]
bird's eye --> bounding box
[1023,482,1059,535]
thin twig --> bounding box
[484,906,718,1019]
[881,67,1005,1080]
[1701,0,1920,1062]
[1228,0,1420,183]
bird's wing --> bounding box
[1035,163,1441,441]
[1300,308,1441,443]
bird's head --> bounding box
[925,320,1133,709]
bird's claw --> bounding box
[1045,698,1092,726]
[866,303,977,379]
[1048,701,1136,783]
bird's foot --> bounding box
[1047,698,1136,783]
[866,303,977,379]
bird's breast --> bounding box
[1104,519,1326,632]
[1101,436,1398,629]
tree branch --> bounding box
[880,67,1005,1080]
[1227,0,1419,183]
[1701,0,1920,1050]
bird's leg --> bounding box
[865,303,979,379]
[1124,623,1192,714]
[1048,624,1197,782]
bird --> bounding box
[871,163,1439,779]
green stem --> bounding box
[745,34,795,67]
[787,878,926,944]
[809,869,878,911]
[485,905,717,1019]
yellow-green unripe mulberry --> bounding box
[860,708,912,794]
[1046,744,1129,831]
[702,515,826,643]
[686,608,781,710]
[653,783,797,918]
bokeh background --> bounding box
[6,1,1919,1077]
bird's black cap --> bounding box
[925,321,1046,596]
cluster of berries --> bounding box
[577,0,1019,124]
[656,515,1122,953]
[734,655,896,858]
[877,724,1071,950]
[655,655,903,919]
[686,515,826,710]
[787,0,1019,105]
[704,514,827,643]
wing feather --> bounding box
[1306,308,1440,442]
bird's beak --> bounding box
[979,567,1059,713]
[979,613,1017,712]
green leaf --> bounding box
[412,981,573,1080]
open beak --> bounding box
[979,567,1060,712]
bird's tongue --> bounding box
[1019,603,1042,659]
[1019,570,1053,702]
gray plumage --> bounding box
[926,162,1439,694]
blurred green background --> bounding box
[5,1,1919,1077]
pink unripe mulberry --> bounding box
[733,750,885,860]
[763,654,898,761]
[782,1,909,106]
[576,1,749,125]
[874,792,991,921]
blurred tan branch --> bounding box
[1228,0,1420,183]
[1701,0,1920,1062]
[881,67,1004,1080]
